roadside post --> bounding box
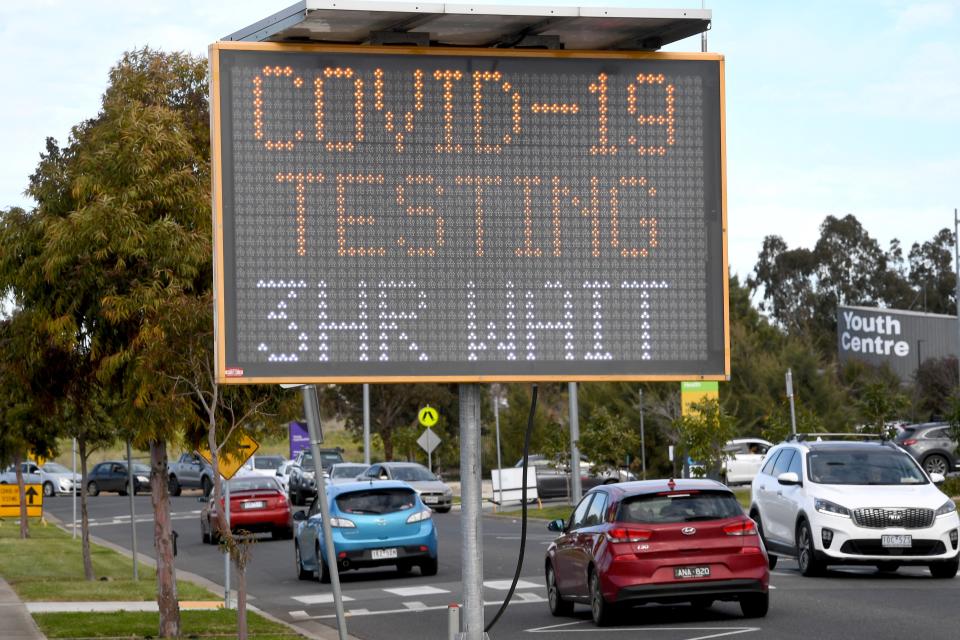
[72,438,77,539]
[786,368,797,435]
[126,440,139,581]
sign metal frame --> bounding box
[210,42,729,384]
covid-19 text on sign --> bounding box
[211,44,727,382]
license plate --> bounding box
[371,548,398,560]
[241,501,265,510]
[674,566,711,579]
[882,535,912,548]
[423,496,439,504]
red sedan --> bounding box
[545,479,769,626]
[201,476,293,542]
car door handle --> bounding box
[776,490,783,496]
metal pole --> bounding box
[786,368,797,436]
[701,1,708,53]
[126,441,138,581]
[954,208,959,387]
[363,384,371,466]
[493,384,503,506]
[459,384,484,640]
[302,385,349,640]
[639,389,647,480]
[568,382,582,504]
[71,438,77,539]
[447,603,461,640]
[428,446,432,474]
[224,481,231,608]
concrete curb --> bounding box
[44,513,362,640]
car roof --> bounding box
[902,422,948,431]
[326,479,414,495]
[588,478,729,499]
[784,440,903,453]
[379,461,427,468]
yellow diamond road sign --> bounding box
[198,433,260,481]
[418,406,439,428]
[0,483,43,518]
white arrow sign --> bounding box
[417,427,441,455]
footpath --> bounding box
[0,576,45,640]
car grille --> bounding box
[852,508,934,529]
[840,540,946,556]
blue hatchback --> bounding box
[293,480,439,582]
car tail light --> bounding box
[407,509,432,524]
[606,527,652,543]
[329,516,356,528]
[901,438,918,446]
[724,520,757,536]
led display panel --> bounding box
[210,43,727,383]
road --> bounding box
[46,494,960,640]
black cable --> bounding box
[485,383,538,633]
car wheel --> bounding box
[546,563,574,617]
[43,482,55,498]
[168,476,182,497]
[317,544,331,583]
[202,522,210,545]
[272,527,294,541]
[740,592,769,618]
[295,543,313,580]
[201,476,212,497]
[589,569,616,627]
[923,454,950,476]
[929,557,959,579]
[435,507,452,513]
[420,557,439,577]
[86,481,99,497]
[396,562,412,575]
[876,562,900,573]
[797,520,824,577]
[751,511,778,570]
[690,598,714,610]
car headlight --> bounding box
[815,498,851,518]
[136,476,150,483]
[936,500,958,518]
[407,509,432,524]
[329,516,356,528]
[443,488,453,496]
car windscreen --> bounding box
[808,450,927,485]
[300,453,342,470]
[391,467,436,482]
[894,428,917,443]
[229,477,280,492]
[331,465,367,478]
[132,463,151,474]
[253,457,283,470]
[335,488,418,514]
[617,490,743,523]
[42,463,71,474]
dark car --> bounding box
[288,449,344,506]
[86,461,152,496]
[201,476,293,542]
[896,423,958,476]
[544,479,769,626]
[516,455,633,500]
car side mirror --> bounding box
[547,519,567,533]
[777,471,801,486]
[930,472,946,484]
[293,511,307,522]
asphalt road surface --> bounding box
[46,494,960,640]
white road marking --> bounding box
[290,595,547,621]
[525,620,760,638]
[289,610,309,619]
[484,579,541,590]
[402,601,428,610]
[514,592,546,602]
[292,593,355,605]
[383,585,450,597]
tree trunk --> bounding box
[149,439,180,638]
[382,427,394,461]
[14,451,28,539]
[78,438,95,580]
[237,562,248,640]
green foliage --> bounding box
[856,381,910,436]
[578,407,640,473]
[673,398,737,479]
[944,395,960,452]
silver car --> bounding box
[328,463,370,485]
[358,462,454,513]
[0,461,80,497]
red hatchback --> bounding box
[201,476,294,542]
[545,479,769,626]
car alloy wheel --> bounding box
[43,482,55,498]
[295,543,312,580]
[924,455,949,476]
[590,570,615,626]
[797,521,823,577]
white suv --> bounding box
[749,437,959,578]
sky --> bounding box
[1,0,957,281]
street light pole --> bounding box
[638,388,647,480]
[954,208,960,387]
[492,383,503,507]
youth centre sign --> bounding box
[837,305,959,381]
[210,43,728,383]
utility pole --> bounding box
[363,384,371,466]
[638,388,647,480]
[954,208,960,387]
[568,382,582,504]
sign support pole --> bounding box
[639,389,647,480]
[954,208,959,387]
[363,384,371,466]
[492,384,503,506]
[126,441,138,581]
[786,369,797,436]
[72,438,77,539]
[568,382,582,504]
[224,481,231,608]
[302,385,349,640]
[459,384,485,640]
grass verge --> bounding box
[0,518,212,601]
[33,610,301,639]
[497,504,573,521]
